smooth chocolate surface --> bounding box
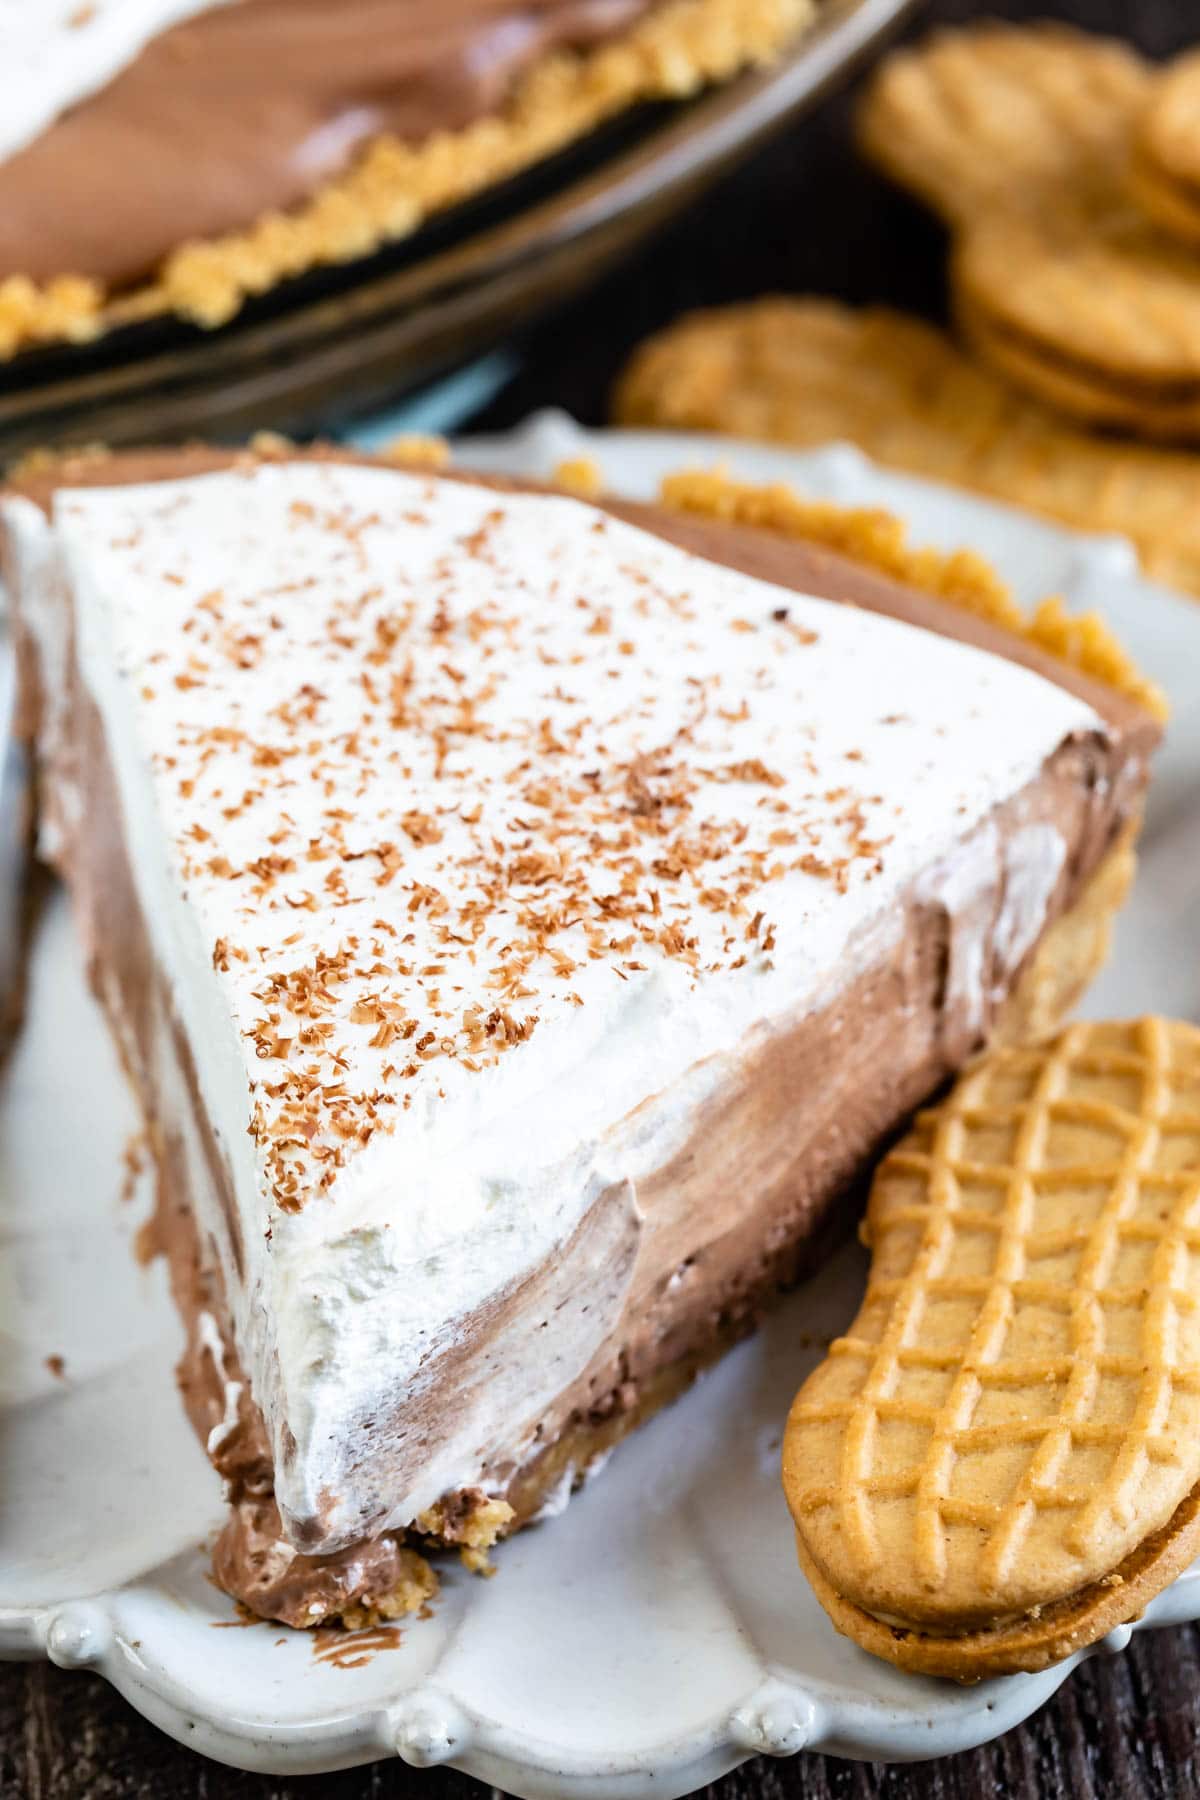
[0,0,662,288]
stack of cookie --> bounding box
[862,24,1200,440]
[616,23,1200,599]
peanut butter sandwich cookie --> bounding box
[1132,50,1200,251]
[857,21,1149,229]
[615,296,1200,599]
[860,23,1200,441]
[783,1018,1200,1681]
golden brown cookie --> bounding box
[1132,50,1200,250]
[859,23,1200,440]
[953,204,1200,441]
[857,21,1149,228]
[613,296,1200,597]
[782,1018,1200,1680]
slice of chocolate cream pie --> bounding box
[0,445,1161,1627]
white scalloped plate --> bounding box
[3,417,1200,1796]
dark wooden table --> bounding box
[5,1,1200,1794]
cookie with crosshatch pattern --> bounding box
[1132,50,1200,251]
[857,24,1200,440]
[782,1018,1200,1680]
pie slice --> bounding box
[0,443,1160,1626]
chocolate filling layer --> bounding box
[0,0,664,288]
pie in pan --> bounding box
[0,0,815,360]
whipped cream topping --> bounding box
[0,0,233,168]
[5,462,1104,1543]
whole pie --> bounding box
[0,0,815,359]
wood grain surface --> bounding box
[5,0,1200,1794]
